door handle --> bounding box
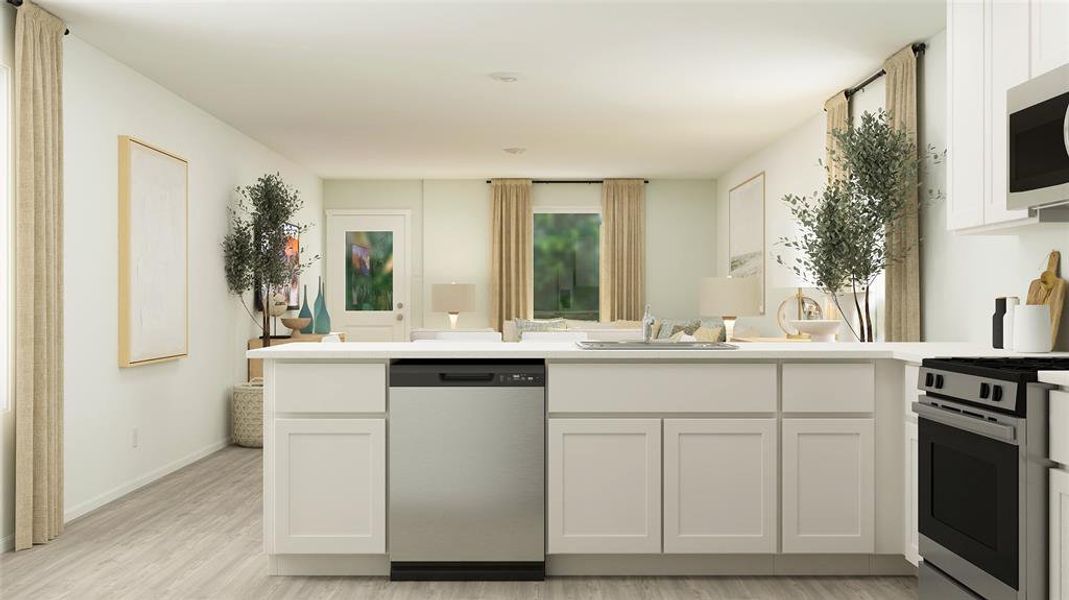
[397,302,405,310]
[912,402,1018,444]
[396,313,404,321]
[1063,102,1068,157]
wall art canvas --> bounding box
[118,136,188,367]
[345,230,394,311]
[728,172,765,314]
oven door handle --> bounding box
[912,402,1018,444]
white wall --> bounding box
[323,179,718,330]
[58,35,323,526]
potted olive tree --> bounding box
[222,173,318,348]
[778,109,940,342]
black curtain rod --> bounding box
[6,0,69,35]
[484,179,649,184]
[843,42,926,100]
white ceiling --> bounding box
[41,0,945,179]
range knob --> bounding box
[980,383,991,399]
[935,374,945,389]
[992,385,1004,402]
[925,373,935,387]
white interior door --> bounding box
[326,210,410,341]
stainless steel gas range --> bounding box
[915,357,1069,600]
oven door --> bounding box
[1007,87,1069,210]
[917,403,1020,592]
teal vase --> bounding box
[298,285,313,334]
[313,277,331,334]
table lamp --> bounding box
[431,282,476,329]
[699,276,761,342]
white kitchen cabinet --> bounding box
[947,0,1069,231]
[947,0,987,230]
[272,418,386,554]
[1031,0,1069,77]
[904,420,920,566]
[782,418,875,553]
[986,0,1032,225]
[1052,468,1069,599]
[547,418,661,554]
[663,419,777,553]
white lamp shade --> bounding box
[699,276,761,317]
[431,283,476,313]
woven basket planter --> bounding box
[232,378,264,448]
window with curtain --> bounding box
[532,211,601,320]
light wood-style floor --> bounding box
[0,447,917,600]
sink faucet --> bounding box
[641,304,655,343]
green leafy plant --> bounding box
[223,173,319,347]
[777,109,942,341]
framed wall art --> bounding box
[728,172,765,314]
[118,136,189,367]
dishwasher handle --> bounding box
[439,372,495,383]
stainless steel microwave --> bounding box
[1007,62,1069,211]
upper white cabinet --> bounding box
[947,0,987,230]
[547,418,662,554]
[781,418,875,554]
[1031,0,1069,77]
[946,0,1069,231]
[663,419,777,554]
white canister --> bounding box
[1013,304,1053,353]
[1003,297,1020,351]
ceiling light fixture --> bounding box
[489,72,520,83]
[503,147,526,155]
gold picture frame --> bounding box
[118,136,189,367]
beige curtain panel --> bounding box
[599,179,646,322]
[884,45,921,342]
[824,91,850,182]
[489,179,533,331]
[14,0,66,551]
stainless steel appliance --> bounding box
[388,360,545,581]
[915,357,1069,599]
[1007,62,1069,212]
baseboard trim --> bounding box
[546,554,916,577]
[269,554,389,576]
[0,533,12,553]
[64,438,230,524]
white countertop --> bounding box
[247,340,1068,363]
[1041,371,1069,387]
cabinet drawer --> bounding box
[782,363,874,413]
[1051,391,1069,465]
[548,363,777,413]
[273,362,386,413]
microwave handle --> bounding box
[912,402,1018,444]
[1063,102,1068,157]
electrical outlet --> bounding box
[131,427,139,448]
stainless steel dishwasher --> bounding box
[388,360,545,581]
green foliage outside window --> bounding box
[533,213,601,320]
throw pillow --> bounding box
[655,319,702,339]
[694,325,725,343]
[514,318,568,335]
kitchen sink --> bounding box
[576,340,738,350]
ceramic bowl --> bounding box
[281,317,311,333]
[789,319,841,342]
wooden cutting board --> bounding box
[1026,250,1066,347]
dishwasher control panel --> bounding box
[390,359,546,387]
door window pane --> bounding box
[533,213,600,320]
[345,231,394,311]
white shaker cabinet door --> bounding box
[663,419,777,553]
[904,420,920,566]
[272,418,386,554]
[1051,468,1069,599]
[986,0,1031,225]
[1031,0,1069,77]
[782,418,875,554]
[946,0,986,230]
[547,419,661,554]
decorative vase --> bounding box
[313,276,331,334]
[298,285,314,333]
